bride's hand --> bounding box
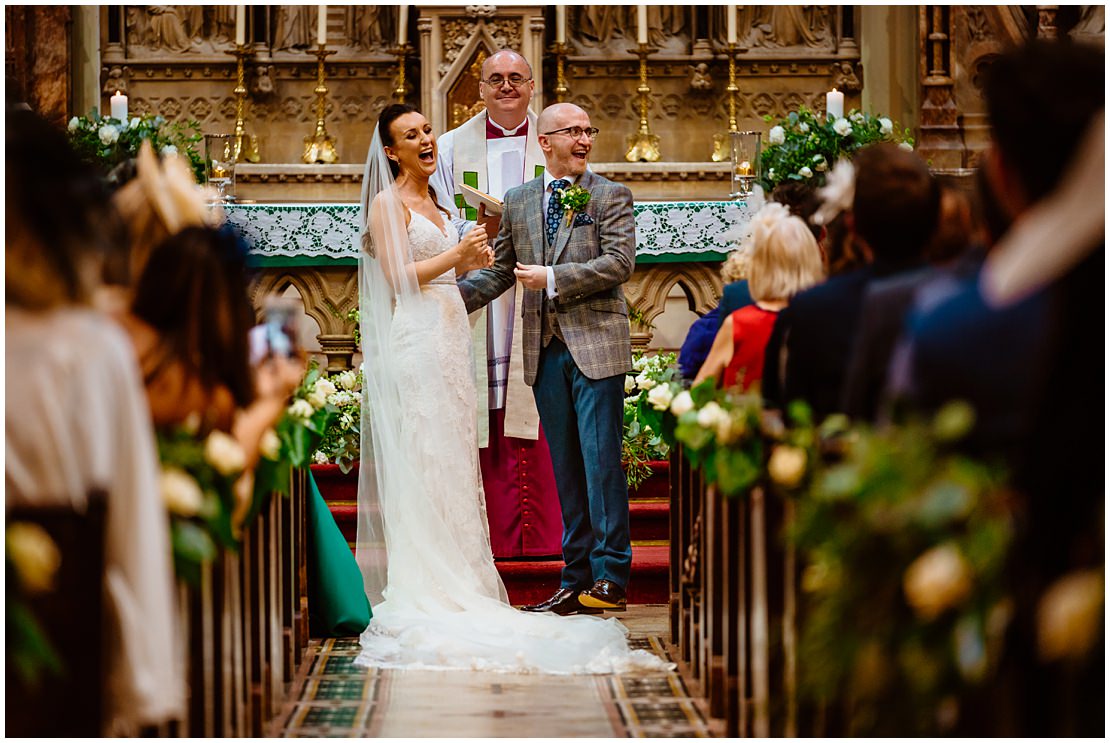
[456,226,492,272]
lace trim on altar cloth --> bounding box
[224,201,756,260]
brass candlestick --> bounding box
[302,44,339,164]
[391,42,413,103]
[625,43,661,163]
[226,44,261,163]
[712,43,738,162]
[549,41,570,103]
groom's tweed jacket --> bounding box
[459,168,636,384]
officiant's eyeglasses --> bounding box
[543,126,600,141]
[481,74,532,88]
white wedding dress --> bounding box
[354,211,670,674]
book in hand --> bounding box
[460,183,503,216]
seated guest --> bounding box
[716,181,823,329]
[762,143,939,419]
[897,41,1103,735]
[695,203,824,391]
[677,306,720,381]
[5,109,184,734]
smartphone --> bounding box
[249,297,300,365]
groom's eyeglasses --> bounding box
[543,126,600,141]
[481,74,532,88]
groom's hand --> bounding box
[513,262,547,290]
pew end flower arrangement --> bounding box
[623,352,676,491]
[760,107,913,191]
[6,522,64,687]
[67,111,205,183]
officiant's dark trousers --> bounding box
[532,339,632,590]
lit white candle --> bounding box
[317,5,327,46]
[110,90,127,121]
[235,5,246,46]
[637,5,648,45]
[397,5,409,45]
[726,4,737,44]
[826,88,845,120]
[556,5,566,45]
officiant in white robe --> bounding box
[431,49,562,558]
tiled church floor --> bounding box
[276,605,712,738]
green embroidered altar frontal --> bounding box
[224,201,753,267]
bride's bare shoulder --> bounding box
[370,190,410,226]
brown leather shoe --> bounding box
[521,588,603,616]
[578,579,627,611]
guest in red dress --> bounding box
[695,203,825,392]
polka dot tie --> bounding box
[546,179,569,247]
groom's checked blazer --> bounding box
[459,168,637,384]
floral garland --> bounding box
[759,107,913,190]
[67,111,205,182]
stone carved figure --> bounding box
[574,6,686,52]
[102,66,130,95]
[207,5,236,44]
[832,61,862,93]
[712,5,833,50]
[250,65,276,97]
[576,7,624,47]
[1070,6,1105,45]
[348,5,394,50]
[177,5,203,40]
[145,6,193,52]
[688,62,713,92]
[274,5,314,51]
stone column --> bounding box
[860,6,918,130]
[71,5,101,118]
[5,5,72,125]
[916,5,964,169]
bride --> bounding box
[354,103,669,674]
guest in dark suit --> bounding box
[762,143,939,420]
[897,41,1104,736]
[459,103,637,614]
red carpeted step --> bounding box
[497,544,670,606]
[629,499,669,542]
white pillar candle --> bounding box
[317,5,327,45]
[397,5,409,45]
[637,5,648,45]
[826,88,844,120]
[235,5,246,46]
[556,5,566,44]
[726,4,737,44]
[110,90,127,121]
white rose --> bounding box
[624,375,636,394]
[833,118,852,137]
[130,116,141,130]
[670,390,694,416]
[1037,570,1104,662]
[798,166,813,179]
[6,522,61,594]
[259,428,281,461]
[205,430,246,476]
[768,125,786,145]
[328,391,354,408]
[696,401,726,429]
[314,378,337,398]
[336,370,357,390]
[898,141,914,152]
[903,543,973,620]
[715,414,737,444]
[850,111,865,123]
[67,116,80,132]
[307,390,328,409]
[635,372,656,391]
[632,356,647,371]
[879,117,893,135]
[313,451,329,465]
[767,168,775,180]
[98,124,120,145]
[768,445,807,488]
[812,155,828,172]
[647,384,674,411]
[160,467,204,518]
[160,144,177,156]
[288,399,314,419]
[798,122,809,133]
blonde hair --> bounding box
[747,203,825,303]
[720,244,751,283]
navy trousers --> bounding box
[532,339,632,590]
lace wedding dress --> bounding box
[355,211,670,674]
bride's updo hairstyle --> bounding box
[374,102,450,217]
[377,102,419,180]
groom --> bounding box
[458,103,637,614]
